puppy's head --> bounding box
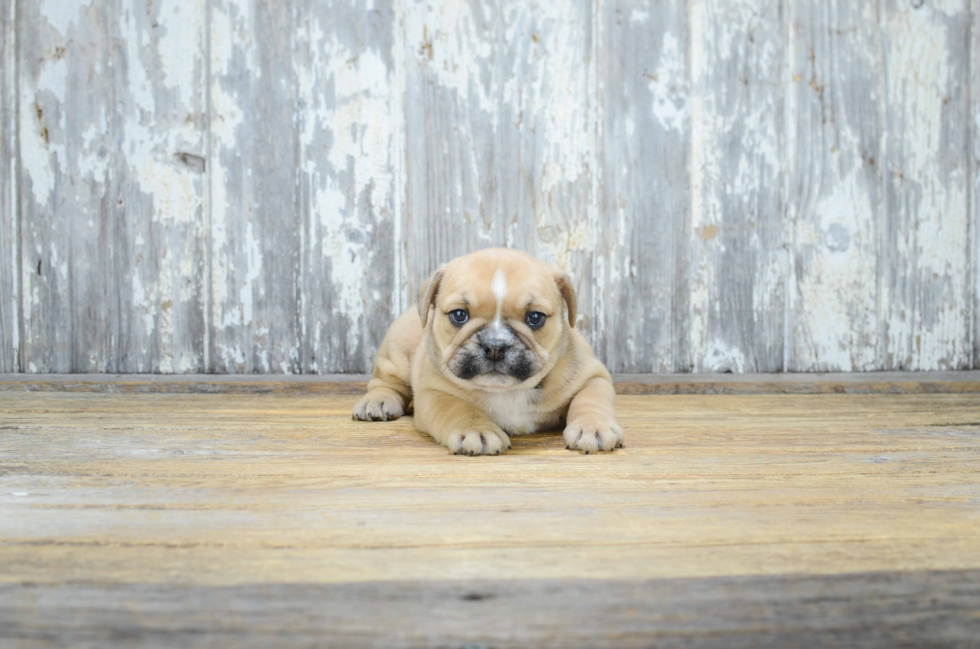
[417,248,576,391]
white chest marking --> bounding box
[480,389,541,435]
[492,269,507,328]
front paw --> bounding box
[446,425,512,456]
[352,391,405,421]
[563,419,625,453]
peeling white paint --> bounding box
[795,167,879,371]
[40,0,85,37]
[648,33,687,133]
[404,0,494,114]
[688,0,709,370]
[884,3,970,369]
[298,8,396,366]
[20,53,69,206]
[10,0,978,374]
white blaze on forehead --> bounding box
[492,269,507,327]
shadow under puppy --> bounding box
[352,248,624,455]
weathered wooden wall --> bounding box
[3,0,978,374]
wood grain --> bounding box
[209,0,303,373]
[18,0,206,372]
[0,0,15,372]
[296,0,397,373]
[688,0,786,372]
[19,0,111,372]
[785,0,882,372]
[114,0,209,374]
[3,371,980,395]
[209,0,397,374]
[3,571,979,648]
[401,0,597,333]
[5,2,980,374]
[1,389,979,645]
[596,0,689,373]
[972,0,979,371]
[882,0,972,370]
[18,0,208,373]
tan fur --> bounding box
[352,248,623,455]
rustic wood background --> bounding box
[1,0,977,374]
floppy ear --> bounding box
[555,273,577,327]
[417,266,445,328]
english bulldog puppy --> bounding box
[352,248,624,455]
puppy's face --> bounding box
[418,250,576,391]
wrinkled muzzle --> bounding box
[448,324,540,382]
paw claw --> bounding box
[447,427,509,456]
[563,419,625,453]
[352,391,405,422]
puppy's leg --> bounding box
[563,376,624,453]
[414,389,511,456]
[352,380,408,421]
[352,309,420,421]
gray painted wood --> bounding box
[6,0,980,374]
[210,0,395,374]
[785,1,883,372]
[18,0,207,373]
[881,0,972,370]
[401,0,596,334]
[297,0,397,373]
[974,0,979,371]
[0,0,15,372]
[116,0,209,373]
[209,0,303,373]
[18,0,110,372]
[596,0,689,373]
[687,0,786,372]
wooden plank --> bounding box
[0,0,15,372]
[400,0,596,332]
[114,0,209,373]
[18,0,112,372]
[209,0,303,373]
[881,0,971,370]
[612,370,980,394]
[0,372,372,394]
[296,0,397,373]
[595,1,688,373]
[2,570,978,648]
[0,390,979,647]
[3,371,980,394]
[18,0,207,373]
[1,391,979,584]
[211,0,396,374]
[687,0,786,372]
[973,2,979,371]
[785,1,882,371]
[5,1,978,377]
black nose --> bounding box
[482,343,509,362]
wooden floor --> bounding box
[2,376,980,647]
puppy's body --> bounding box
[353,248,623,455]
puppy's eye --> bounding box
[525,311,546,329]
[448,309,469,326]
